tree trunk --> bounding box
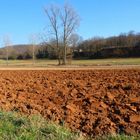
[58,48,61,65]
[6,47,9,66]
[32,44,35,66]
[63,43,67,65]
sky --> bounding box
[0,0,140,47]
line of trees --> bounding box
[74,31,140,59]
[0,31,140,60]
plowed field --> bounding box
[0,70,140,136]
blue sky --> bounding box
[0,0,140,47]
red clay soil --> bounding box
[0,70,140,136]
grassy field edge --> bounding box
[0,58,139,67]
[0,110,139,140]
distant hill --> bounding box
[9,44,33,54]
[0,44,41,59]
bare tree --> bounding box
[60,3,80,64]
[69,33,82,50]
[29,34,38,65]
[45,4,61,65]
[44,3,80,65]
[3,35,11,66]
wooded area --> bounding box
[74,32,140,59]
[0,32,140,61]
